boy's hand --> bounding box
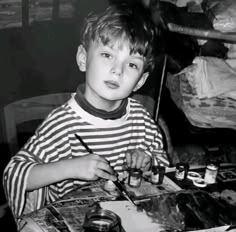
[125,149,151,172]
[67,154,117,181]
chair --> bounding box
[132,94,174,166]
[2,92,173,165]
[2,93,72,156]
[1,93,70,229]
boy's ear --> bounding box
[133,72,149,92]
[76,45,87,72]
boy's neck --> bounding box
[75,84,127,119]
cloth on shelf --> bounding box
[178,56,236,99]
[203,0,236,33]
[166,56,236,129]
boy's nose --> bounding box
[111,63,123,76]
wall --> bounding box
[0,0,111,204]
[0,0,110,107]
[0,0,111,144]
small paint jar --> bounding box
[83,208,121,232]
[204,163,219,184]
[151,164,166,185]
[175,163,189,181]
[128,168,142,188]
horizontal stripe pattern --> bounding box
[3,97,168,220]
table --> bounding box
[19,164,236,232]
[166,163,236,193]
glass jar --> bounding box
[151,156,166,185]
[204,163,219,184]
[83,208,121,232]
[128,168,142,188]
[175,163,189,181]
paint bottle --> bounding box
[128,168,142,188]
[175,163,189,181]
[204,163,219,184]
[151,156,165,185]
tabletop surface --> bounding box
[20,164,236,232]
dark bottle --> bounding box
[175,163,189,181]
[151,156,165,185]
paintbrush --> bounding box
[112,179,136,205]
[75,134,136,206]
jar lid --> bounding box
[176,162,189,170]
[129,168,142,174]
[206,164,218,170]
[187,171,201,180]
[193,178,207,188]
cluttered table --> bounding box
[19,163,236,232]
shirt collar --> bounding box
[74,84,128,120]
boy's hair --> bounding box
[80,3,158,72]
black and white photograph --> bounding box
[0,0,236,231]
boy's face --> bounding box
[76,40,149,111]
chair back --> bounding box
[3,92,173,166]
[3,93,72,156]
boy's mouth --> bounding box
[104,80,120,89]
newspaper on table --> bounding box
[20,176,181,232]
[20,175,235,232]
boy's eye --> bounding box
[128,63,138,70]
[101,53,112,59]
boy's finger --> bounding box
[125,152,132,167]
[143,170,151,177]
[94,154,109,163]
[96,168,117,181]
[93,155,117,175]
[142,162,151,171]
[135,154,145,169]
[97,161,115,175]
[141,155,151,167]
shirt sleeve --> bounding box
[3,105,72,221]
[142,113,170,167]
[148,129,170,167]
[3,149,47,220]
[2,109,57,220]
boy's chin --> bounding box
[100,95,124,103]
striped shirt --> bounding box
[3,95,168,220]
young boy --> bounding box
[3,3,169,223]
